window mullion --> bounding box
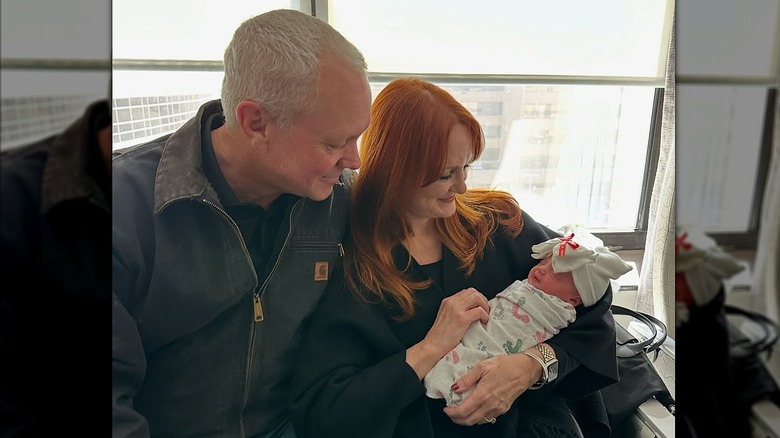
[636,87,665,232]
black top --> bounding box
[289,211,618,438]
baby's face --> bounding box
[528,257,582,306]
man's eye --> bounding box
[324,141,345,150]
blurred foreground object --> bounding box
[0,100,111,435]
[675,227,780,437]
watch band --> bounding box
[534,344,556,363]
[521,351,548,390]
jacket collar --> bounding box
[41,99,109,214]
[153,99,222,214]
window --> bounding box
[328,0,672,243]
[407,83,655,233]
[677,0,780,247]
[476,102,503,116]
[110,0,289,149]
[483,125,502,138]
[326,0,670,78]
[111,0,675,248]
[1,0,110,150]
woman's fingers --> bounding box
[444,356,525,425]
[465,306,490,325]
[425,290,490,358]
[452,288,490,313]
[458,289,490,323]
[447,294,488,326]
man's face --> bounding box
[263,55,371,201]
[528,256,582,306]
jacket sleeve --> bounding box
[548,286,619,398]
[111,164,154,438]
[112,291,150,438]
[288,266,425,438]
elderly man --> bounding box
[112,9,371,438]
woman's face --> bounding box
[406,123,473,223]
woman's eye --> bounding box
[439,165,470,181]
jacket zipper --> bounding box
[252,198,303,321]
[203,195,344,432]
[199,197,256,281]
[200,196,258,435]
[200,197,261,317]
[239,199,303,433]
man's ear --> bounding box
[235,100,272,141]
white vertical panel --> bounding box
[0,0,110,60]
[677,0,780,80]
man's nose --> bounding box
[340,139,361,170]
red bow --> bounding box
[675,232,692,255]
[558,233,579,256]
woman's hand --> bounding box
[405,288,490,379]
[443,353,543,425]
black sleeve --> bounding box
[288,266,424,438]
[112,291,150,438]
[111,166,154,438]
[548,286,619,398]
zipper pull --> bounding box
[254,294,264,322]
[338,243,345,257]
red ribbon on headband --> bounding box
[558,233,579,256]
[675,232,692,255]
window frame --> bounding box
[317,0,669,249]
[115,58,666,249]
[110,1,676,250]
[1,58,111,150]
[676,74,777,250]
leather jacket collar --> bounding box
[41,99,110,214]
[153,99,222,214]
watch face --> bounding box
[548,361,559,381]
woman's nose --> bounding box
[453,173,467,194]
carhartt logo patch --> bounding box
[314,262,329,281]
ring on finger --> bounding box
[483,416,496,424]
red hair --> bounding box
[346,78,523,319]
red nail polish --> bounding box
[451,383,459,391]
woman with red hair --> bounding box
[289,78,618,437]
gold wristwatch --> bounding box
[522,344,559,390]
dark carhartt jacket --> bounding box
[1,100,112,436]
[112,100,352,437]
